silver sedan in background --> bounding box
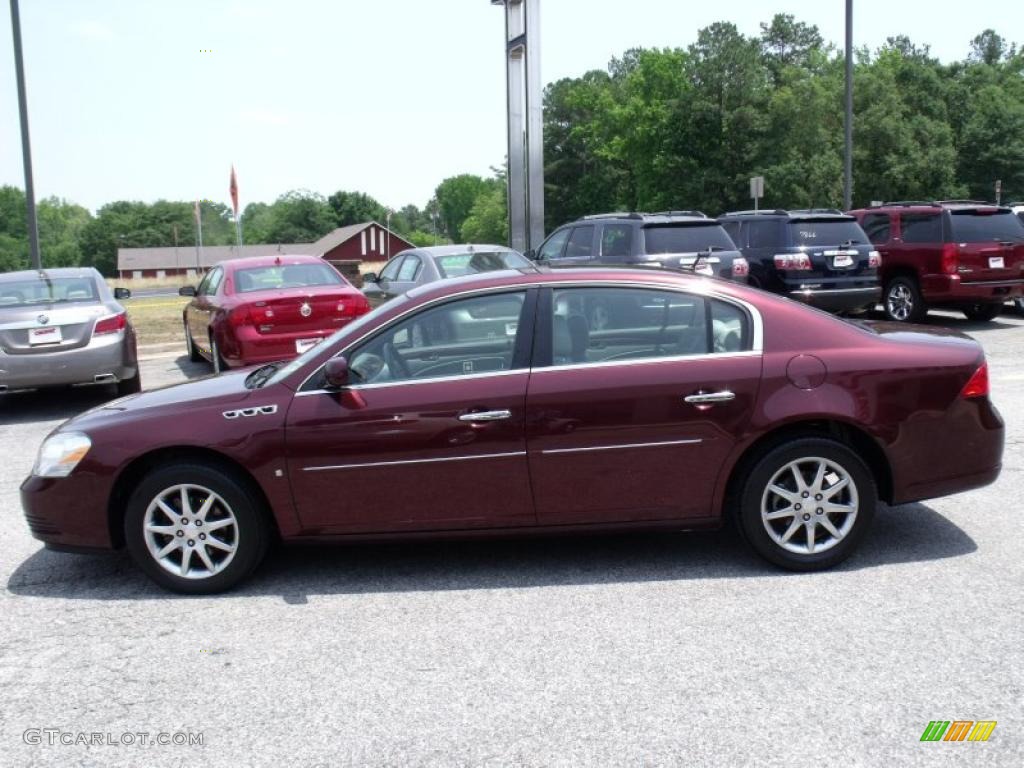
[0,268,140,396]
[361,245,534,307]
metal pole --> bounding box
[10,0,41,269]
[843,0,854,210]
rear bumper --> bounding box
[0,333,136,391]
[224,326,343,368]
[786,286,881,313]
[922,275,1024,304]
[21,473,117,551]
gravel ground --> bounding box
[0,311,1021,767]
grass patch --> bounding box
[124,297,189,346]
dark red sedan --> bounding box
[23,267,1003,593]
[180,254,370,371]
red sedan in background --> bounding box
[180,255,370,371]
[23,267,1003,593]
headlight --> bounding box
[32,432,91,478]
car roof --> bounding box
[571,211,714,225]
[0,267,101,282]
[402,244,519,258]
[719,209,852,220]
[850,201,1013,214]
[215,254,326,269]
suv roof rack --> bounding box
[719,209,788,217]
[647,210,708,218]
[880,200,940,208]
[581,212,643,220]
[936,199,993,206]
[788,208,846,216]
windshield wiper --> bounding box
[245,362,282,389]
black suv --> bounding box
[531,212,750,283]
[718,209,881,313]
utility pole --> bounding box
[9,0,41,269]
[843,0,854,210]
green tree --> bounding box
[460,180,508,244]
[327,190,387,228]
[434,174,490,242]
[262,190,337,243]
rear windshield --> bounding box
[435,251,530,278]
[0,276,99,307]
[234,263,344,292]
[789,219,869,246]
[643,224,735,254]
[949,210,1024,243]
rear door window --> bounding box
[949,211,1024,242]
[720,220,742,246]
[379,256,405,281]
[745,220,781,248]
[861,214,891,244]
[397,255,423,281]
[899,214,943,243]
[600,224,633,258]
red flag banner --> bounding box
[229,165,239,215]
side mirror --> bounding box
[525,249,537,261]
[113,287,131,299]
[362,272,378,283]
[324,356,350,389]
[179,286,197,297]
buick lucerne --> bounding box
[22,267,1003,592]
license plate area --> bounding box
[825,250,855,268]
[989,256,1005,269]
[295,337,322,354]
[29,326,62,346]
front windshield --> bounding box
[263,292,412,387]
[0,276,99,307]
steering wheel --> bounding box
[382,342,411,379]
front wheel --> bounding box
[115,371,142,397]
[961,302,1002,322]
[883,277,926,322]
[124,463,269,594]
[738,438,876,571]
[184,322,203,362]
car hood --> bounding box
[63,369,253,430]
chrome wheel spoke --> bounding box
[780,519,802,542]
[765,506,796,521]
[156,539,181,558]
[179,546,193,576]
[768,484,797,503]
[143,483,238,581]
[805,523,816,554]
[146,523,176,535]
[825,501,855,515]
[205,537,235,553]
[156,499,179,519]
[195,495,216,522]
[819,517,842,538]
[204,518,234,533]
[195,544,216,572]
[179,487,193,517]
[823,477,849,497]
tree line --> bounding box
[0,15,1021,275]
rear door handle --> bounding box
[684,391,736,405]
[459,409,512,422]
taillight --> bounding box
[868,250,882,269]
[229,306,254,327]
[960,362,989,399]
[774,253,812,270]
[731,257,750,277]
[94,312,126,335]
[941,243,959,275]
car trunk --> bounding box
[0,304,106,355]
[788,218,874,277]
[949,208,1024,281]
[240,286,367,335]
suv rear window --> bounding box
[643,224,735,254]
[789,219,868,245]
[949,210,1024,243]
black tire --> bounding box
[184,322,203,362]
[737,437,876,572]
[115,371,142,397]
[210,334,228,374]
[883,276,927,322]
[124,462,269,594]
[961,302,1002,322]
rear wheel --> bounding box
[115,371,142,397]
[961,302,1002,322]
[210,334,229,373]
[124,463,269,594]
[738,438,876,571]
[184,322,203,362]
[884,277,927,322]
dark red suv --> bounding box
[849,201,1024,322]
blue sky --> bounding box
[1,0,1021,213]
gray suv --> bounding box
[531,212,750,283]
[0,268,139,396]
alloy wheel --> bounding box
[760,457,859,555]
[886,284,913,321]
[143,484,239,579]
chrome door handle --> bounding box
[684,391,736,404]
[458,410,512,422]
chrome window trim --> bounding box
[303,450,527,472]
[294,367,526,396]
[531,350,761,376]
[540,438,702,455]
[294,278,764,394]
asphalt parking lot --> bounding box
[1,312,1022,767]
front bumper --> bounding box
[21,473,118,551]
[787,286,881,314]
[0,333,136,391]
[922,275,1024,304]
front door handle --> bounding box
[684,390,736,405]
[459,409,512,422]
